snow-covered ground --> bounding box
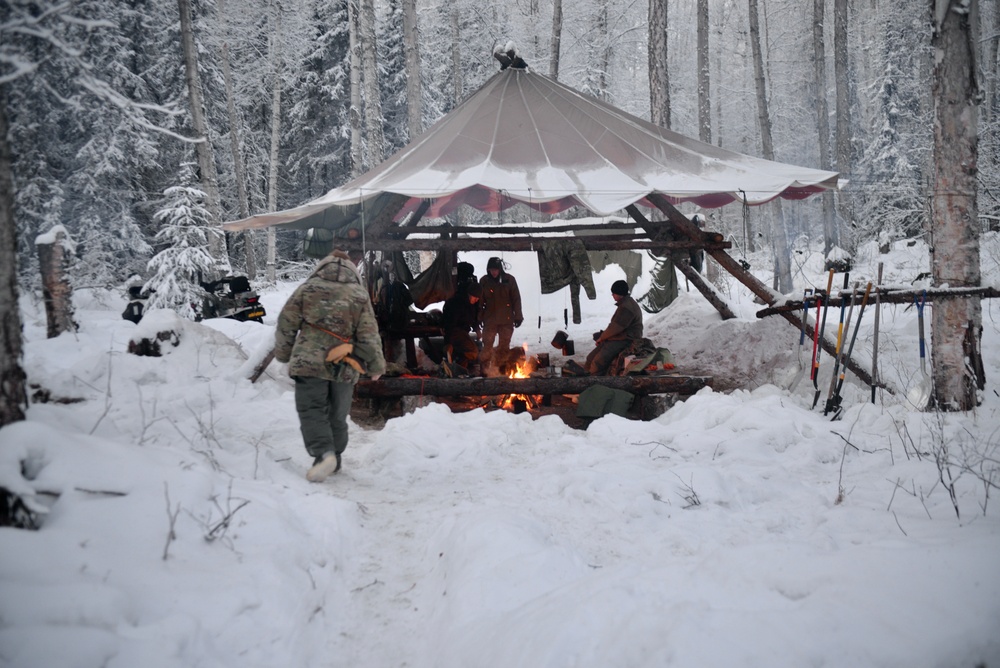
[1,234,999,667]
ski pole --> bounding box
[811,269,835,408]
[829,281,873,417]
[916,290,927,376]
[870,263,883,404]
[790,288,813,391]
[820,272,850,410]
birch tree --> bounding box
[929,0,983,410]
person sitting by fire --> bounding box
[441,282,483,366]
[585,279,643,375]
[478,256,522,374]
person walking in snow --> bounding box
[478,256,522,373]
[274,249,386,483]
[585,279,643,375]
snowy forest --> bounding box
[2,0,998,292]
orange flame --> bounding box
[500,344,537,410]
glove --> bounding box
[326,342,354,363]
[514,319,523,328]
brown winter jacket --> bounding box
[596,295,643,343]
[274,251,386,383]
[479,272,523,327]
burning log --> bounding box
[354,374,712,399]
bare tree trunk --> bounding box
[697,0,711,143]
[178,0,227,270]
[37,228,76,338]
[348,0,363,177]
[929,0,982,411]
[748,0,792,292]
[987,3,1000,234]
[648,0,670,127]
[696,0,720,285]
[401,0,422,141]
[813,0,838,256]
[834,0,853,239]
[359,0,385,166]
[0,97,27,427]
[550,0,563,79]
[266,3,283,282]
[218,0,255,279]
[597,5,610,100]
[451,8,463,106]
[530,0,540,66]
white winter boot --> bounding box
[306,452,341,482]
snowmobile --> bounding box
[122,285,154,324]
[199,275,267,323]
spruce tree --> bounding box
[144,164,222,320]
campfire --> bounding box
[498,344,542,412]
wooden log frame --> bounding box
[756,285,1000,317]
[354,193,412,240]
[354,373,712,399]
[674,257,737,320]
[250,191,883,399]
[625,204,737,321]
[645,193,886,393]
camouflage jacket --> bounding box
[274,251,386,383]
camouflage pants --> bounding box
[294,376,354,458]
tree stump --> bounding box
[36,226,77,338]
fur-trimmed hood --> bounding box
[313,250,362,285]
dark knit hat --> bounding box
[611,280,630,296]
[487,257,504,271]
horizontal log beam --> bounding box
[756,285,1000,317]
[328,236,731,253]
[354,374,712,398]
